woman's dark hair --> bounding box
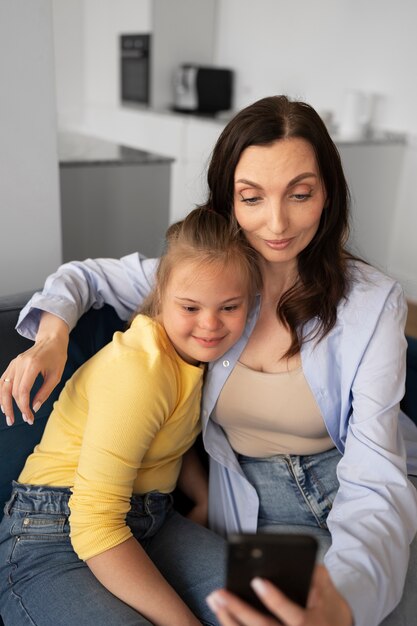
[206,95,353,357]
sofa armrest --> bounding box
[402,335,417,426]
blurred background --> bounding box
[1,0,416,316]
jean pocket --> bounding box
[11,513,70,540]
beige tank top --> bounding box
[212,361,333,456]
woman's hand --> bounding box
[206,565,353,626]
[0,312,69,426]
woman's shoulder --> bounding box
[345,259,404,302]
[335,260,406,328]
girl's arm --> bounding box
[177,444,209,526]
[88,537,201,626]
[1,254,158,424]
[68,332,202,625]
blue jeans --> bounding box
[238,447,417,626]
[0,483,225,626]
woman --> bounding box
[2,96,417,626]
[0,208,261,626]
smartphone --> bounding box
[226,533,318,615]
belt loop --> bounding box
[4,490,18,516]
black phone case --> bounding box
[227,533,318,614]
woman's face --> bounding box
[233,138,326,269]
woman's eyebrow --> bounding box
[287,172,317,187]
[235,178,263,188]
[235,172,318,189]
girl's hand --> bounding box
[186,501,208,527]
[0,313,69,426]
[206,565,353,626]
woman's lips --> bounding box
[264,238,294,250]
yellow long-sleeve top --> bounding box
[19,315,204,561]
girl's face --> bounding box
[160,259,250,365]
[233,138,326,271]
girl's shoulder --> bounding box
[85,314,177,381]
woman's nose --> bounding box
[267,202,289,234]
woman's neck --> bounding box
[260,258,299,304]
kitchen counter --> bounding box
[58,131,173,261]
[58,131,174,167]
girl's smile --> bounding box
[160,259,250,365]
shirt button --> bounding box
[23,518,30,525]
[222,360,230,367]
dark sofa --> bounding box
[0,291,417,624]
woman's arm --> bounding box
[206,565,353,626]
[323,281,417,625]
[0,312,69,425]
[1,254,158,424]
[17,254,158,339]
[88,537,201,626]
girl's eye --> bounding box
[222,305,238,312]
[183,306,198,313]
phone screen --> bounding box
[226,533,318,615]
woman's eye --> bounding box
[239,195,261,205]
[290,193,312,201]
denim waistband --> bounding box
[237,446,340,464]
[5,481,173,517]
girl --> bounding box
[0,208,261,626]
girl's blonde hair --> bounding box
[140,206,261,318]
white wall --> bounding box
[52,0,417,300]
[214,0,417,135]
[53,0,85,128]
[0,0,62,297]
[389,140,417,298]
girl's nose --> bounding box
[199,311,222,331]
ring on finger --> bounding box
[3,378,12,384]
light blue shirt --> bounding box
[18,254,417,626]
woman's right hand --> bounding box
[0,312,69,426]
[206,565,353,626]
